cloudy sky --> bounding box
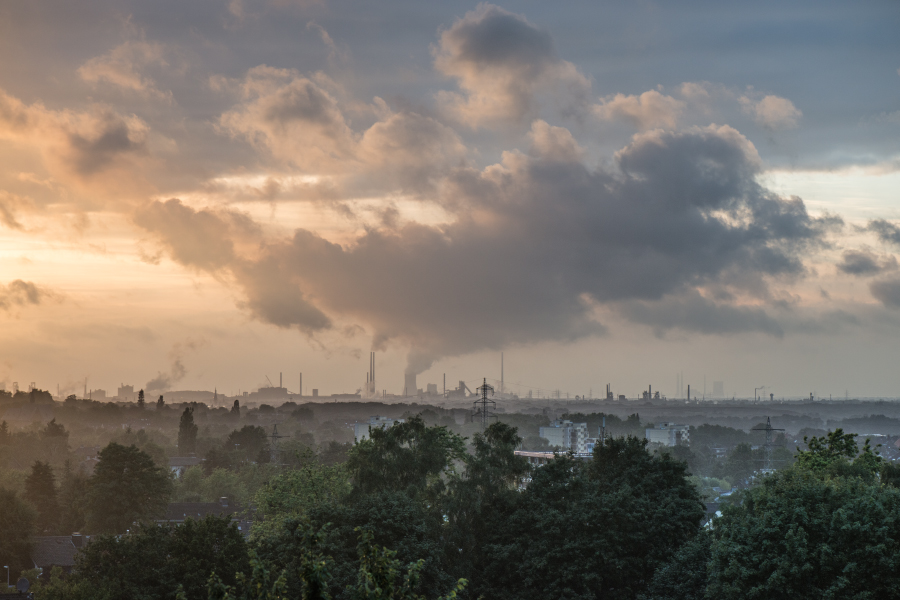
[1,0,899,400]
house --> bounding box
[30,534,89,574]
[168,456,203,477]
[157,498,252,536]
[354,416,404,442]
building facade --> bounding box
[645,423,690,446]
[539,419,589,453]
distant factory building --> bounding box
[713,381,725,398]
[645,423,690,447]
[539,419,589,453]
[117,384,134,399]
[354,416,405,442]
[404,373,418,396]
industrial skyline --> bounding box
[1,2,899,397]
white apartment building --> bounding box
[354,416,404,442]
[645,423,690,447]
[539,419,590,453]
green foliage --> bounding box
[795,428,883,482]
[25,460,59,533]
[58,516,250,600]
[708,466,900,599]
[444,422,529,583]
[86,442,173,534]
[0,487,35,579]
[641,530,711,600]
[476,436,704,600]
[179,406,199,455]
[723,442,758,484]
[347,416,466,498]
[58,460,89,534]
[349,529,466,600]
[225,425,270,458]
[253,462,351,526]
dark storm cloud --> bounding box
[870,278,900,309]
[617,291,784,338]
[434,4,589,126]
[865,219,900,247]
[837,249,898,276]
[138,123,839,372]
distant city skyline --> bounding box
[1,1,899,397]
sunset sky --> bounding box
[1,0,899,399]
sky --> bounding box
[0,0,899,400]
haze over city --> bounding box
[1,0,899,398]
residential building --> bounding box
[354,416,404,442]
[645,423,690,446]
[538,419,589,453]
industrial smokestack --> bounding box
[299,373,303,397]
[501,352,504,395]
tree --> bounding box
[478,436,704,600]
[138,389,145,409]
[707,467,900,599]
[232,399,240,416]
[58,460,90,534]
[445,422,530,588]
[641,530,711,600]
[25,461,59,533]
[225,425,269,458]
[179,406,199,454]
[61,516,249,600]
[346,416,466,498]
[0,488,36,580]
[158,394,165,409]
[0,420,8,445]
[795,428,881,478]
[85,442,173,534]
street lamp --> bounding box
[4,565,8,591]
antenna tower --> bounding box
[752,417,785,472]
[472,378,496,428]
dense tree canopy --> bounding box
[85,442,173,534]
[477,436,705,600]
[39,516,249,600]
[0,487,35,578]
[25,461,59,533]
[178,406,199,455]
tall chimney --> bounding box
[501,352,504,395]
[299,373,303,397]
[688,384,690,400]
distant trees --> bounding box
[157,394,165,409]
[138,388,145,409]
[0,487,35,578]
[85,442,172,534]
[650,428,900,599]
[24,461,58,533]
[231,399,240,415]
[178,406,199,455]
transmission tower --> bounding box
[472,378,497,428]
[269,424,288,464]
[752,417,784,472]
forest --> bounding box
[2,392,900,599]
